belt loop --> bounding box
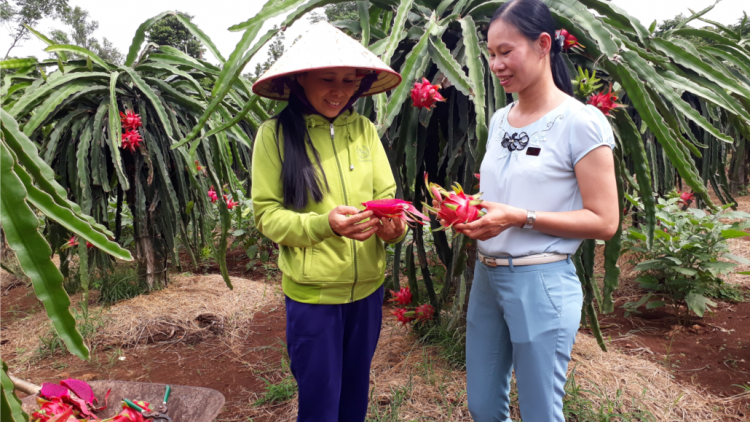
[566,254,571,264]
[508,256,515,272]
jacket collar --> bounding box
[304,109,360,128]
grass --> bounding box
[366,377,413,422]
[253,356,297,406]
[254,341,297,406]
[413,315,467,370]
[94,266,149,305]
[34,306,108,359]
[563,367,656,422]
[706,282,748,302]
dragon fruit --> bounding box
[121,130,142,152]
[410,78,445,109]
[415,303,435,322]
[422,173,485,229]
[361,198,429,226]
[36,378,109,421]
[120,111,142,130]
[388,287,412,306]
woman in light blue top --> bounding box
[445,0,620,421]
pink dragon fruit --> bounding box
[37,378,109,420]
[361,199,429,226]
[422,173,485,230]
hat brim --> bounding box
[252,66,402,101]
[250,21,402,101]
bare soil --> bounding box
[598,298,750,402]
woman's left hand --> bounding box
[454,201,525,241]
[376,217,406,242]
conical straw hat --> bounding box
[252,21,402,101]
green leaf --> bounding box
[614,112,655,249]
[673,267,698,276]
[9,72,109,119]
[578,0,651,47]
[699,45,750,79]
[136,63,206,99]
[144,77,205,112]
[428,37,474,97]
[2,110,112,236]
[125,11,173,67]
[721,229,750,239]
[620,50,732,144]
[21,81,98,136]
[702,261,737,270]
[23,24,67,61]
[610,62,713,209]
[546,0,618,58]
[651,37,750,100]
[634,259,665,271]
[1,57,37,69]
[724,254,750,265]
[460,16,488,170]
[0,141,88,360]
[377,13,437,136]
[737,271,750,275]
[685,292,716,317]
[204,95,260,139]
[173,13,225,63]
[45,44,111,70]
[230,0,311,32]
[672,28,739,46]
[646,300,665,309]
[174,24,276,149]
[120,66,173,138]
[358,1,370,47]
[381,0,414,66]
[1,360,28,422]
[657,69,750,123]
[108,72,130,191]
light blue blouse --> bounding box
[477,97,615,257]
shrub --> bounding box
[622,194,750,321]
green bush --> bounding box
[622,193,750,320]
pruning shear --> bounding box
[123,385,172,422]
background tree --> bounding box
[1,0,69,58]
[251,25,284,80]
[146,11,205,59]
[49,5,122,63]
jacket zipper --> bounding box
[329,123,358,302]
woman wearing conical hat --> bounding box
[251,22,404,421]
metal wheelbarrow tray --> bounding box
[21,380,225,422]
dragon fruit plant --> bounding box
[422,173,485,230]
[361,198,429,226]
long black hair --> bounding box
[490,0,574,96]
[275,91,329,210]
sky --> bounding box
[4,0,749,69]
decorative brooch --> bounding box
[501,132,530,152]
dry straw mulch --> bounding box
[246,318,746,422]
[1,273,283,364]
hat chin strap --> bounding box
[275,73,379,120]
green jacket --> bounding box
[251,110,405,304]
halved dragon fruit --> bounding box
[361,198,428,226]
[38,378,110,420]
[422,173,485,230]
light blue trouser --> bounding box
[466,257,583,422]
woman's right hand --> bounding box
[328,206,380,241]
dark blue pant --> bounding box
[285,285,384,422]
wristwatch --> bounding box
[523,210,536,229]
